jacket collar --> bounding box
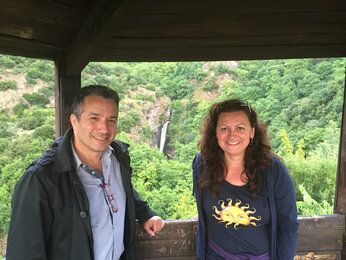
[51,128,75,173]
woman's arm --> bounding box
[273,159,299,260]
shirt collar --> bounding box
[70,137,114,169]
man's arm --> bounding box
[132,188,164,236]
[6,168,52,260]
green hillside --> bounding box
[0,54,345,248]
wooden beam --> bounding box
[92,44,346,62]
[0,34,64,60]
[116,12,346,33]
[130,0,346,14]
[136,220,197,258]
[135,215,345,259]
[295,252,341,260]
[54,57,81,137]
[336,67,346,260]
[64,0,130,76]
[336,67,346,214]
[296,215,344,252]
[102,35,346,50]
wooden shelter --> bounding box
[1,0,346,258]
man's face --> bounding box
[70,95,118,158]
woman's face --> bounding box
[216,111,255,159]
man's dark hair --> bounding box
[72,85,120,120]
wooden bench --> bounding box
[136,214,345,259]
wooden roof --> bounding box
[0,0,345,76]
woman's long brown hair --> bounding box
[198,99,272,196]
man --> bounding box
[6,85,165,260]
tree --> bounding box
[0,80,17,91]
[23,93,49,107]
[279,130,293,157]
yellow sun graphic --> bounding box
[212,198,261,229]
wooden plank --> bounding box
[0,0,90,60]
[0,0,88,27]
[295,251,341,260]
[104,35,346,49]
[0,34,63,60]
[0,0,87,43]
[93,44,346,62]
[112,24,346,38]
[120,12,346,28]
[296,214,345,252]
[137,239,196,257]
[130,0,346,14]
[136,220,197,240]
[135,215,345,259]
[136,220,197,258]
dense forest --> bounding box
[0,54,345,254]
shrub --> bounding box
[118,110,141,132]
[192,68,208,81]
[202,78,219,91]
[215,63,230,75]
[13,101,29,117]
[32,125,55,140]
[135,94,155,102]
[0,56,16,68]
[23,93,49,107]
[0,80,17,91]
[19,108,47,130]
[0,184,12,233]
[144,83,156,91]
[296,185,333,216]
[141,124,153,140]
[155,89,165,98]
[25,67,39,84]
[0,138,9,153]
[0,114,13,138]
[38,85,54,97]
[94,74,111,87]
[20,117,42,130]
[285,155,336,204]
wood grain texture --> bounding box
[135,215,345,259]
[0,0,345,63]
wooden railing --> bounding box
[136,214,345,260]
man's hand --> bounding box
[143,216,165,236]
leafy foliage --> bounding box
[202,77,219,91]
[25,60,54,84]
[296,185,333,215]
[13,101,29,117]
[23,93,50,107]
[118,109,141,132]
[0,80,17,91]
[117,137,197,220]
[0,55,345,237]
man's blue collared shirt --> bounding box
[71,141,126,260]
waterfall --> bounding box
[159,121,169,153]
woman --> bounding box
[192,99,298,260]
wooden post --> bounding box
[54,57,81,137]
[335,67,346,259]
